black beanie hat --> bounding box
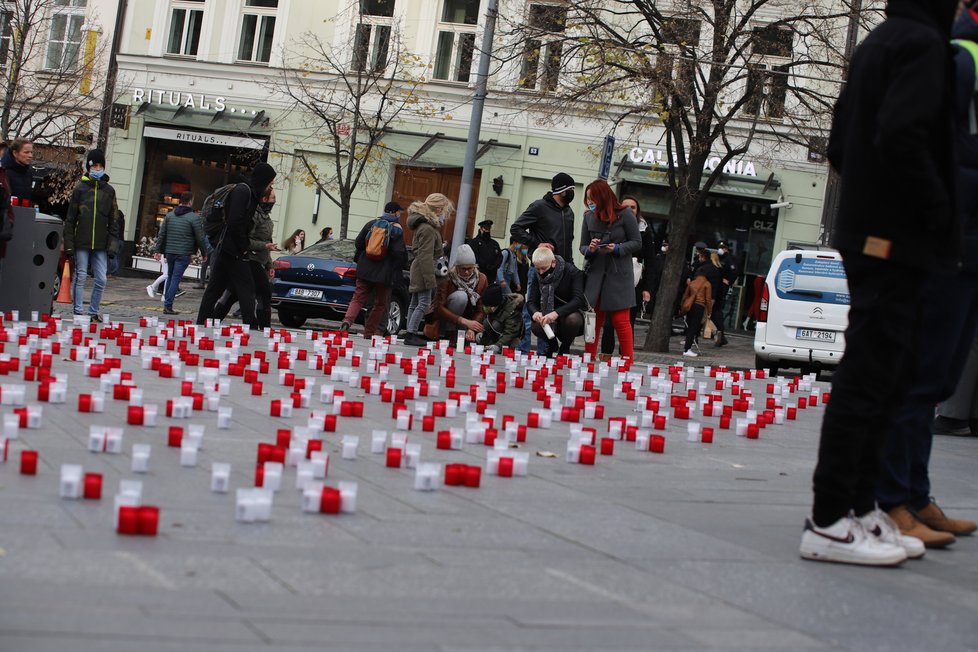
[86,149,106,170]
[551,172,575,194]
[249,162,276,192]
[481,284,504,308]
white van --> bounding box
[753,249,850,376]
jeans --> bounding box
[519,268,548,354]
[406,289,434,334]
[811,254,927,527]
[344,278,393,337]
[107,254,119,277]
[163,254,191,309]
[876,269,978,511]
[72,249,107,316]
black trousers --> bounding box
[713,284,729,331]
[683,304,705,352]
[811,253,926,526]
[196,253,258,328]
[212,262,272,329]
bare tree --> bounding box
[271,16,432,239]
[496,0,878,351]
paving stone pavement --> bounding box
[0,276,974,652]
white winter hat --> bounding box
[455,244,477,266]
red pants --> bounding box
[585,307,633,358]
[343,279,392,337]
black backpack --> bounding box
[200,183,241,240]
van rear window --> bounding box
[773,257,850,305]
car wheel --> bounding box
[278,309,307,329]
[755,355,778,377]
[382,295,406,336]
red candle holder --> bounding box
[600,437,614,456]
[20,450,38,475]
[255,464,265,487]
[386,447,402,468]
[324,414,337,432]
[747,423,760,439]
[444,463,463,486]
[719,415,731,429]
[320,487,341,514]
[276,429,291,448]
[579,444,596,465]
[436,431,452,449]
[251,382,263,396]
[653,415,667,430]
[649,435,666,454]
[270,400,283,417]
[498,457,514,477]
[82,473,102,499]
[701,427,714,443]
[137,506,159,536]
[306,439,323,459]
[117,506,139,534]
[257,442,273,464]
[167,426,183,447]
[799,397,808,409]
[127,405,145,426]
[463,465,481,487]
[787,407,797,420]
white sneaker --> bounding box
[860,508,925,559]
[800,513,907,566]
[683,349,698,357]
[146,285,156,298]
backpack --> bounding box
[200,183,240,240]
[365,218,394,261]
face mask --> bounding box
[661,246,668,253]
[718,248,727,255]
[586,202,597,212]
[89,169,105,180]
[260,202,275,212]
[563,189,575,204]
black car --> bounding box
[270,239,407,333]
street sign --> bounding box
[598,135,615,180]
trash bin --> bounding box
[0,207,63,316]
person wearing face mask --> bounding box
[152,191,211,315]
[526,246,586,356]
[421,243,488,342]
[63,148,120,323]
[712,240,738,346]
[405,192,452,344]
[580,179,642,359]
[466,220,502,283]
[511,172,576,354]
[210,187,280,328]
[477,283,525,352]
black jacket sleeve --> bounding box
[221,183,254,258]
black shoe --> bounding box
[339,321,351,333]
[933,416,972,436]
[715,332,728,347]
[193,283,206,290]
[89,313,102,323]
[163,307,179,315]
[403,332,429,346]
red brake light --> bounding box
[272,259,291,270]
[758,284,769,323]
[334,266,357,279]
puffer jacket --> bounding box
[423,271,488,340]
[681,274,714,317]
[247,204,274,269]
[63,174,119,254]
[154,206,209,257]
[481,293,524,348]
[408,204,443,292]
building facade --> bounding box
[105,0,846,328]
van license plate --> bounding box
[796,328,836,342]
[289,288,323,300]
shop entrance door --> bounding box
[391,166,481,247]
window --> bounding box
[433,0,479,82]
[352,0,395,73]
[166,0,204,57]
[752,25,792,58]
[45,0,86,71]
[654,17,700,100]
[745,64,789,118]
[238,0,277,63]
[519,4,567,92]
[0,8,12,67]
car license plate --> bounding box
[289,288,323,300]
[796,328,836,342]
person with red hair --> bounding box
[579,179,642,358]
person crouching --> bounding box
[478,283,524,352]
[422,244,487,342]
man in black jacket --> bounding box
[196,162,276,328]
[466,220,502,282]
[801,0,958,567]
[510,172,576,353]
[0,138,34,202]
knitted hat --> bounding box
[551,172,575,195]
[481,284,504,308]
[86,149,105,170]
[249,162,276,192]
[384,201,402,213]
[455,244,477,266]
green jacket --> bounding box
[482,294,524,348]
[153,206,209,256]
[64,174,119,254]
[247,205,274,268]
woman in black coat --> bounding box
[526,246,585,356]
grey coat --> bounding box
[579,208,642,312]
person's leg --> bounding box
[584,308,606,358]
[519,268,537,353]
[364,284,392,337]
[936,332,978,422]
[600,312,616,355]
[343,279,372,325]
[406,289,434,335]
[557,311,583,354]
[88,250,108,315]
[196,255,233,325]
[164,255,191,310]
[445,289,468,317]
[71,249,90,315]
[683,305,704,352]
[811,255,926,528]
[225,258,258,328]
[610,307,634,358]
[250,263,272,330]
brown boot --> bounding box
[887,505,956,549]
[912,500,977,536]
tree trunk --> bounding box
[643,193,699,352]
[339,199,351,240]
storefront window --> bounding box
[166,1,204,57]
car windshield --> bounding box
[773,256,849,305]
[297,239,357,261]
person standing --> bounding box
[340,201,407,338]
[196,162,276,329]
[153,192,210,315]
[714,240,738,346]
[511,172,576,354]
[63,149,119,322]
[579,179,641,359]
[466,219,502,283]
[0,156,14,281]
[680,261,713,358]
[601,195,655,356]
[0,138,34,202]
[405,193,452,344]
[800,0,958,567]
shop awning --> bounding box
[383,129,522,167]
[617,159,782,201]
[133,103,272,132]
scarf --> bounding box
[536,255,567,314]
[449,269,480,306]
